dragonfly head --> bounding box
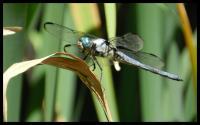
[78,36,92,49]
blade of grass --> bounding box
[3,4,28,121]
[165,42,184,121]
[161,4,185,121]
[24,4,46,121]
[104,3,116,38]
[180,48,195,121]
[54,4,77,121]
[42,3,65,121]
[70,3,100,32]
[26,3,41,30]
[176,3,196,96]
[3,27,22,35]
[184,77,196,121]
[103,3,119,122]
[116,4,142,121]
[136,4,164,121]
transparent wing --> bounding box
[109,33,144,52]
[118,48,164,69]
[44,22,98,43]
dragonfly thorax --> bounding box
[92,38,115,58]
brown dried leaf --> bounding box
[3,27,22,36]
[3,52,112,122]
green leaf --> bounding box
[42,3,66,121]
[136,4,167,121]
[3,4,28,121]
[101,3,119,121]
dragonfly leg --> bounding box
[92,56,103,82]
[83,53,96,71]
[64,44,77,53]
[83,53,89,60]
[90,58,96,71]
[64,44,72,53]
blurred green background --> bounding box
[3,3,197,122]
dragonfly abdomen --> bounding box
[115,51,183,81]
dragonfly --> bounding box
[44,22,183,81]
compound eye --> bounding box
[81,37,91,48]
